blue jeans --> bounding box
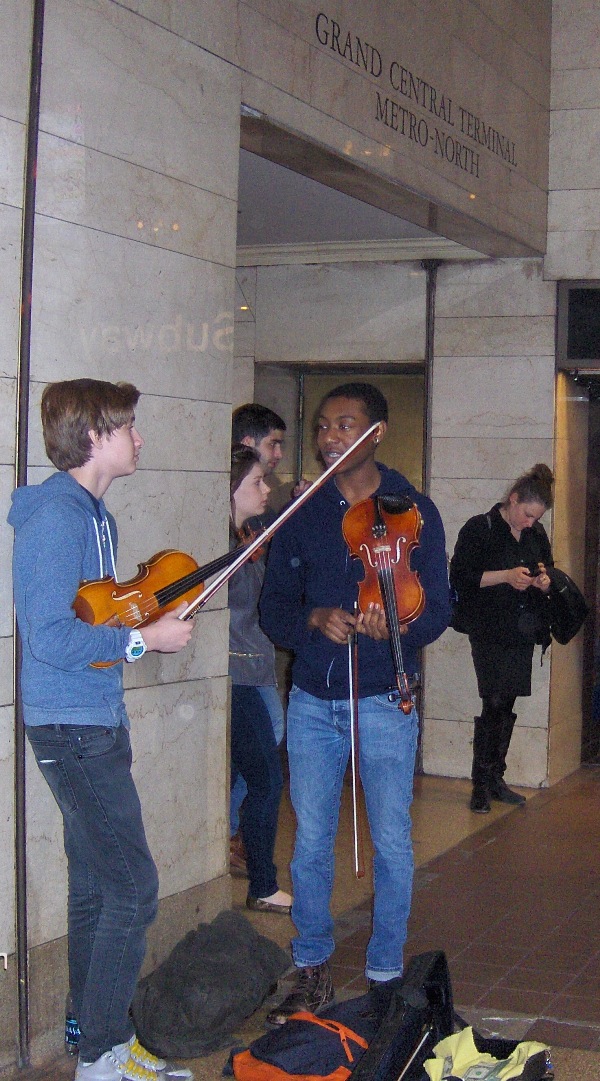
[230,685,284,836]
[26,723,158,1063]
[286,686,418,980]
[230,685,284,898]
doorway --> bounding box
[254,365,424,512]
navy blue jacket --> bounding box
[260,464,450,700]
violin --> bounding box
[342,493,424,714]
[74,536,261,668]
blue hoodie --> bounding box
[260,464,451,700]
[8,471,132,727]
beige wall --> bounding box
[425,258,557,786]
[239,1,551,256]
[547,0,600,279]
[0,0,587,1068]
[0,0,240,1064]
[548,373,589,784]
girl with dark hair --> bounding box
[450,464,555,814]
[228,444,291,912]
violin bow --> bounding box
[348,603,365,879]
[178,421,380,620]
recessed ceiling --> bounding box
[236,148,436,247]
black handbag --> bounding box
[546,567,589,645]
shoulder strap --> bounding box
[289,1014,369,1063]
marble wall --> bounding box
[239,0,551,256]
[0,0,241,1063]
[0,2,34,1048]
[426,258,557,786]
[547,0,600,279]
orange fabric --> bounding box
[232,1051,352,1081]
[232,1011,370,1081]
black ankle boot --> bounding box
[489,778,526,805]
[470,784,491,813]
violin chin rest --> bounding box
[377,494,414,515]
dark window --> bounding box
[568,288,600,360]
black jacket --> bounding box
[450,503,553,645]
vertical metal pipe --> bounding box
[420,259,440,497]
[415,259,441,771]
[296,370,305,484]
[14,0,46,1067]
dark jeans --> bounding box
[26,723,158,1063]
[230,685,283,899]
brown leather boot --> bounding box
[267,962,334,1026]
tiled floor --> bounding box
[406,767,600,1053]
[5,766,600,1079]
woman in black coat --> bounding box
[450,464,554,813]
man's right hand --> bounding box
[142,602,194,653]
[308,606,358,644]
[291,477,311,499]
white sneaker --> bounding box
[75,1049,124,1081]
[113,1035,193,1079]
[115,1058,156,1081]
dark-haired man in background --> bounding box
[232,402,287,480]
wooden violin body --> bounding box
[343,494,424,625]
[342,494,424,712]
[74,549,205,630]
[73,422,382,667]
[74,542,257,668]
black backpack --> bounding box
[131,910,291,1056]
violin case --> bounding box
[232,950,553,1081]
[232,951,453,1081]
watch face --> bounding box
[126,631,146,661]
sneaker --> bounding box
[266,962,334,1026]
[489,779,526,805]
[118,1059,156,1081]
[75,1050,124,1081]
[113,1036,193,1079]
[469,784,491,813]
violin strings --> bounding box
[154,548,243,609]
[110,549,236,628]
[378,560,406,673]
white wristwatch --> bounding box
[125,629,147,663]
